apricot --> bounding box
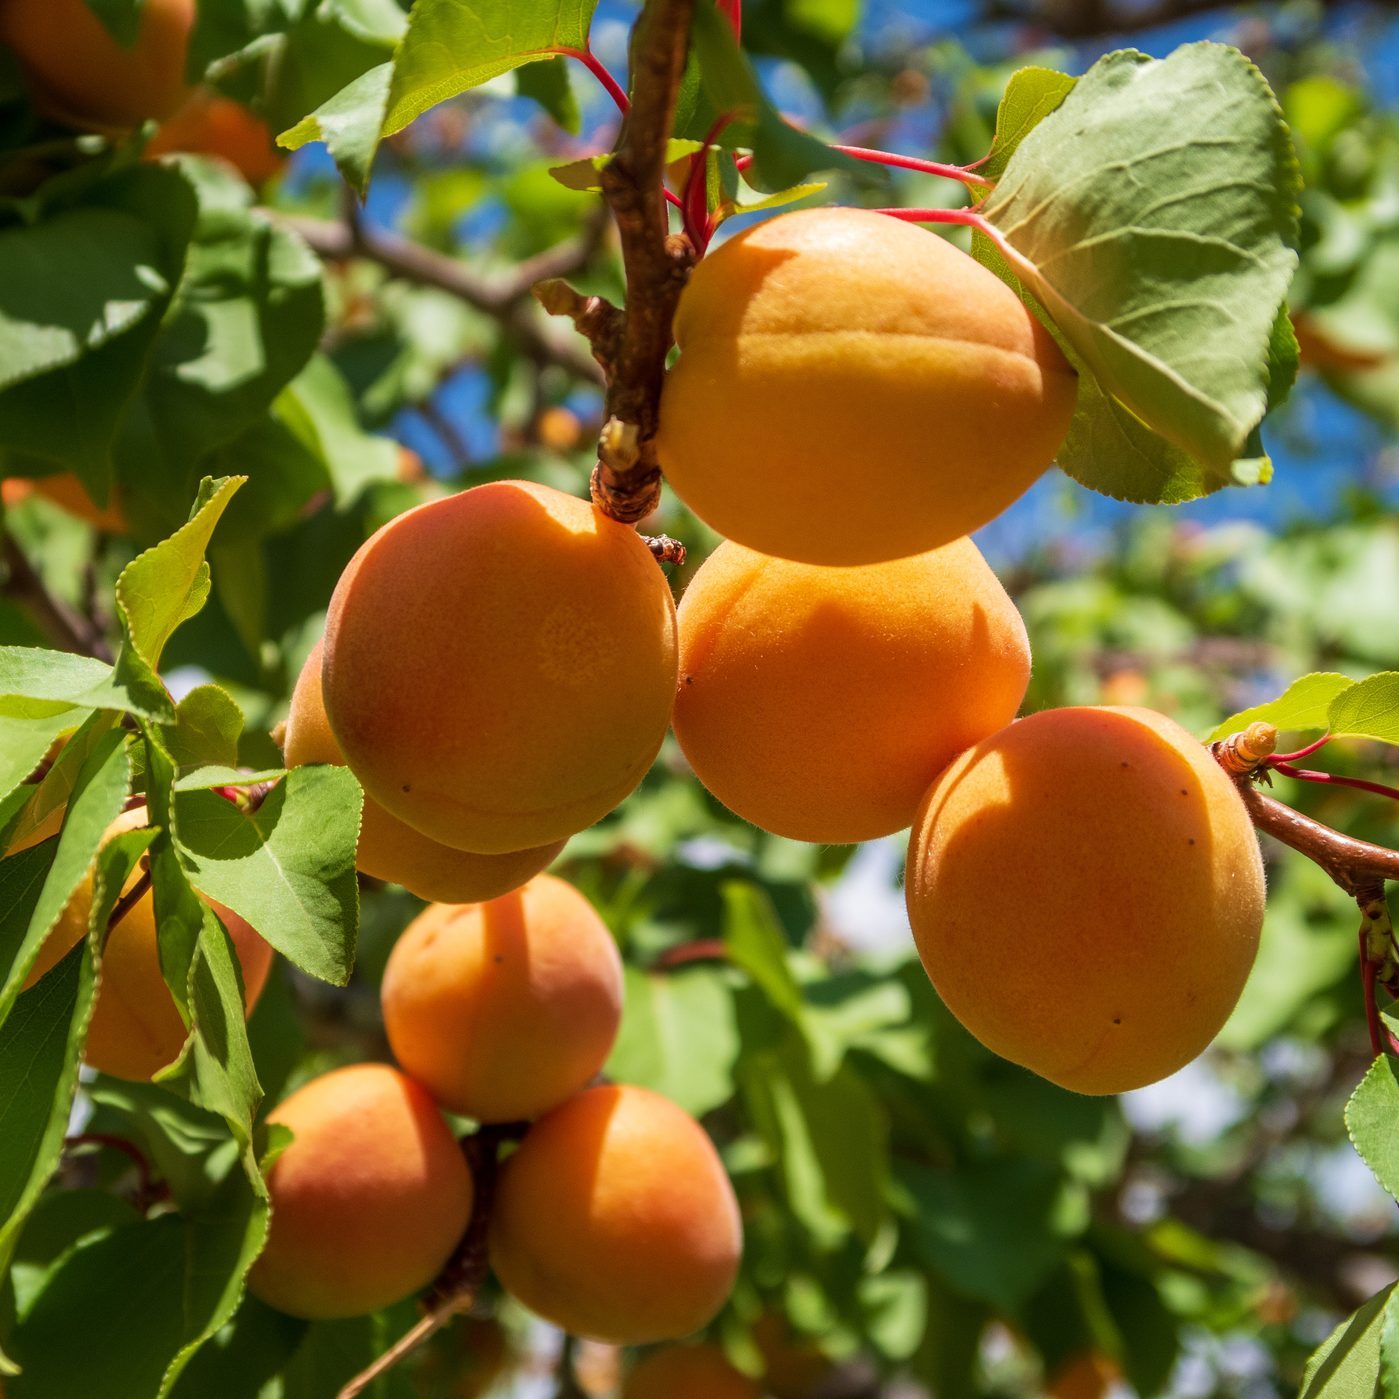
[18,807,274,1076]
[655,207,1078,565]
[1048,1352,1123,1399]
[905,706,1265,1095]
[673,538,1029,842]
[489,1084,742,1343]
[283,641,563,903]
[0,0,193,130]
[623,1345,760,1399]
[322,480,678,854]
[147,89,284,187]
[753,1314,832,1398]
[249,1063,474,1320]
[381,875,624,1122]
[3,473,125,531]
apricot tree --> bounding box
[0,0,1398,1397]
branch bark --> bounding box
[2,536,113,661]
[589,0,698,523]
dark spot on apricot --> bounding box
[493,954,505,965]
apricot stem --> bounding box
[64,1132,161,1206]
[107,868,153,933]
[557,46,631,117]
[873,207,988,232]
[1270,761,1399,805]
[643,534,687,565]
[831,145,987,190]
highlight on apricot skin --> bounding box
[322,480,678,854]
[622,1345,760,1399]
[249,1063,474,1321]
[283,641,563,904]
[381,875,624,1123]
[489,1084,743,1344]
[0,0,193,131]
[673,538,1031,843]
[905,705,1266,1095]
[655,206,1078,566]
[147,89,285,187]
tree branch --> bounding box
[2,536,113,661]
[588,0,698,524]
[279,213,605,386]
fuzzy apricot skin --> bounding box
[489,1085,743,1344]
[623,1345,760,1399]
[673,539,1030,843]
[249,1064,474,1321]
[0,0,193,130]
[147,90,284,187]
[905,706,1266,1095]
[284,641,563,904]
[381,875,624,1123]
[655,207,1078,566]
[322,480,678,854]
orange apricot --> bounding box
[623,1345,760,1399]
[322,480,677,854]
[905,706,1265,1094]
[673,538,1030,842]
[0,0,193,130]
[656,207,1077,565]
[147,89,284,187]
[1048,1352,1123,1399]
[3,473,125,531]
[283,641,563,903]
[489,1085,742,1343]
[753,1314,832,1398]
[249,1063,474,1320]
[381,875,623,1123]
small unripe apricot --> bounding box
[147,89,284,187]
[284,642,563,904]
[906,706,1265,1094]
[490,1085,742,1343]
[381,876,623,1123]
[250,1064,474,1320]
[0,0,193,130]
[656,207,1077,565]
[323,481,678,853]
[673,539,1030,842]
[623,1345,760,1399]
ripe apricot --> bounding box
[623,1345,760,1399]
[381,875,624,1123]
[283,641,563,904]
[753,1314,831,1398]
[656,207,1077,565]
[490,1084,742,1343]
[4,473,125,531]
[0,0,193,130]
[673,539,1030,842]
[906,706,1265,1094]
[1048,1352,1123,1399]
[249,1063,474,1320]
[147,89,284,187]
[322,480,678,854]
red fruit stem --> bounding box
[1271,735,1331,763]
[1361,941,1384,1057]
[559,46,632,117]
[64,1132,159,1204]
[717,0,742,40]
[684,113,737,252]
[1270,761,1399,804]
[831,144,987,190]
[874,206,988,232]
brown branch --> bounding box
[1231,780,1399,897]
[277,213,605,385]
[107,868,152,932]
[589,0,698,524]
[2,536,113,661]
[335,1123,524,1399]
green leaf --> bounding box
[606,965,740,1117]
[1346,1049,1399,1202]
[173,768,361,986]
[0,727,130,1029]
[722,882,806,1028]
[1208,672,1355,741]
[0,826,148,1268]
[896,1158,1086,1310]
[164,686,245,772]
[1300,1284,1390,1399]
[385,0,599,137]
[279,63,394,197]
[5,1166,269,1398]
[980,44,1299,502]
[516,56,579,134]
[975,65,1077,187]
[112,476,244,714]
[1329,673,1399,745]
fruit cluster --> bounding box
[247,876,743,1346]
